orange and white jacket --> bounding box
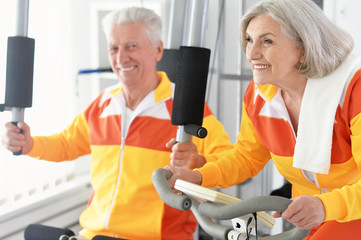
[197,64,361,224]
[28,72,232,240]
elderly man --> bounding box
[2,7,231,240]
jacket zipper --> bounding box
[105,138,126,230]
[105,96,129,230]
[104,93,168,230]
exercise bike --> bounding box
[152,168,311,240]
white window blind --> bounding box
[0,0,79,214]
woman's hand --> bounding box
[166,138,206,169]
[273,195,325,230]
[164,165,203,189]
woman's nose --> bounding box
[247,43,262,61]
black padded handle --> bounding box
[184,123,207,138]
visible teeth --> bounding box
[254,65,270,69]
[121,66,134,71]
[116,65,135,72]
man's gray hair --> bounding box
[240,0,354,78]
[102,7,162,46]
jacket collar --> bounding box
[255,84,279,103]
[154,71,173,102]
[108,71,172,103]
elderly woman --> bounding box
[166,0,361,239]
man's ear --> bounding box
[155,41,164,62]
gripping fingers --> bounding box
[281,196,325,230]
[2,134,24,152]
[2,122,29,154]
[165,138,177,149]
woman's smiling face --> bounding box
[245,14,304,88]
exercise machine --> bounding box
[152,168,311,240]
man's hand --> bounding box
[2,122,33,155]
[166,138,206,169]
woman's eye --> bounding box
[264,39,273,44]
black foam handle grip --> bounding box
[11,121,23,155]
[24,224,75,240]
[171,46,211,126]
[5,36,35,108]
[184,123,207,138]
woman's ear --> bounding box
[299,46,305,64]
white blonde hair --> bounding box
[102,7,162,46]
[241,0,354,78]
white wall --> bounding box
[324,0,361,53]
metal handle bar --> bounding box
[199,195,291,220]
[152,169,311,240]
[191,198,233,240]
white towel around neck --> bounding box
[293,53,361,174]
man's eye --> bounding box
[109,47,117,53]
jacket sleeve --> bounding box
[27,112,91,162]
[316,112,361,222]
[192,102,233,163]
[196,102,271,189]
[314,69,361,222]
[193,101,232,162]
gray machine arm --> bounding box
[190,198,232,240]
[199,196,292,220]
[152,168,192,211]
[152,169,310,240]
[199,197,311,240]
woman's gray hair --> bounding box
[240,0,354,78]
[102,7,162,46]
